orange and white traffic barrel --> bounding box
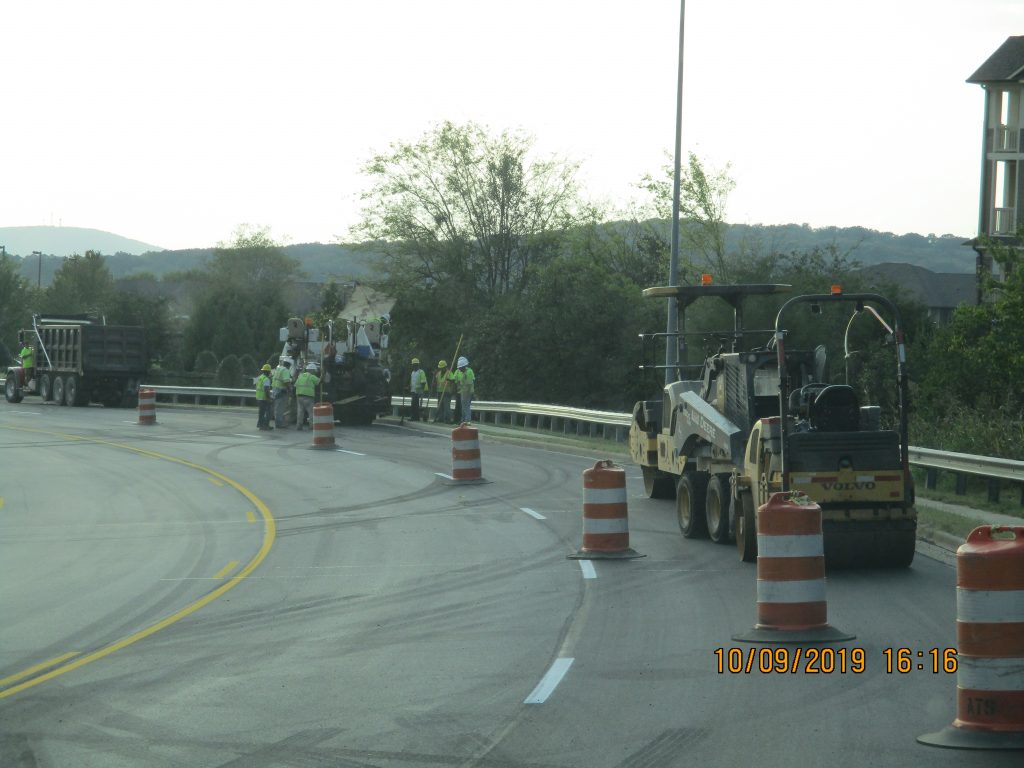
[310,403,336,449]
[733,492,852,643]
[449,422,485,482]
[568,460,643,560]
[137,387,156,425]
[919,526,1024,750]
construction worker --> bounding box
[409,357,427,421]
[255,364,273,430]
[18,340,35,391]
[272,359,293,428]
[294,362,320,430]
[432,360,451,423]
[451,356,475,423]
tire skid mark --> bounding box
[0,423,276,700]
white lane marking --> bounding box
[435,472,454,480]
[524,657,574,704]
[337,449,365,456]
[578,560,597,580]
[520,507,546,520]
[11,411,42,416]
[231,433,261,439]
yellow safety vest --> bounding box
[295,371,319,397]
[255,373,271,401]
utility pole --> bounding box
[33,250,42,288]
[665,0,686,385]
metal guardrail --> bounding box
[4,380,1021,498]
[908,446,1024,483]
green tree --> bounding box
[635,152,737,281]
[43,251,114,316]
[918,229,1024,413]
[469,253,662,409]
[353,121,592,303]
[182,226,300,368]
[0,253,35,362]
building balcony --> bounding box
[992,206,1017,235]
[994,125,1020,153]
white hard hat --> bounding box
[306,363,317,371]
[457,356,469,368]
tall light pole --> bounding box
[33,250,42,289]
[665,1,686,385]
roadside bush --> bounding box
[194,350,218,374]
[215,354,243,387]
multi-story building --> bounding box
[967,36,1024,291]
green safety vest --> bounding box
[410,368,427,394]
[295,371,319,397]
[452,367,475,395]
[19,346,34,369]
[272,366,291,388]
[255,373,271,401]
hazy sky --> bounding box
[2,0,1021,251]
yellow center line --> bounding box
[206,477,225,487]
[0,652,79,688]
[0,497,5,510]
[215,560,240,579]
[0,424,276,700]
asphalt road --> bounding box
[0,402,1018,767]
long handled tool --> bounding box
[428,333,464,423]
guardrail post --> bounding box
[988,478,1001,503]
[925,468,938,490]
[955,473,968,496]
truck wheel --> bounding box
[66,375,86,406]
[39,374,53,402]
[5,376,23,403]
[642,466,676,499]
[53,376,66,406]
[705,474,732,543]
[677,471,709,538]
[734,490,757,562]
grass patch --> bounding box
[916,503,988,540]
[911,468,1024,518]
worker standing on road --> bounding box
[18,340,35,391]
[452,356,475,423]
[409,358,428,421]
[255,364,273,431]
[432,360,451,423]
[272,359,293,428]
[294,363,320,430]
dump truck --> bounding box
[277,287,393,425]
[629,281,916,567]
[4,315,147,407]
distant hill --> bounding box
[2,222,979,288]
[625,221,975,274]
[0,226,162,257]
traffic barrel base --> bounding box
[567,460,644,561]
[439,423,490,485]
[310,403,336,449]
[137,387,157,425]
[733,492,853,645]
[918,526,1024,751]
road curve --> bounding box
[0,402,1017,768]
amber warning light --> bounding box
[701,273,713,285]
[830,284,842,295]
